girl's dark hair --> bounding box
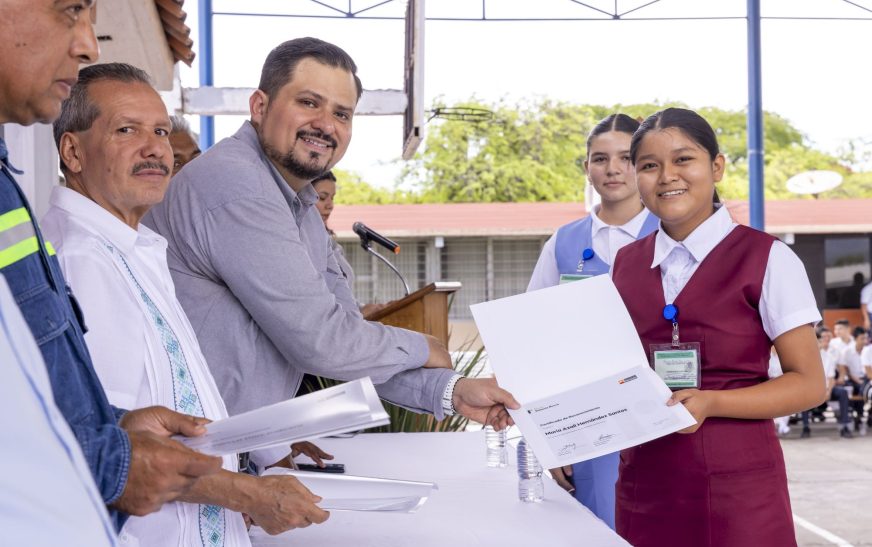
[630,108,719,163]
[630,107,722,203]
[586,113,640,158]
[312,170,337,186]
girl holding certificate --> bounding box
[611,107,825,547]
[527,113,658,529]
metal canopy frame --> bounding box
[198,0,872,229]
[212,0,872,21]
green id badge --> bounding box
[559,274,592,284]
[650,342,701,390]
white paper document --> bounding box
[471,276,695,469]
[262,468,437,513]
[176,377,389,456]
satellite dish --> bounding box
[786,170,842,198]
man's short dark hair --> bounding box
[835,319,851,327]
[853,326,868,338]
[258,37,363,102]
[53,62,153,157]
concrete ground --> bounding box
[782,419,872,546]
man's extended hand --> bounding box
[267,442,335,469]
[291,441,334,467]
[550,465,575,493]
[112,431,222,516]
[243,474,330,534]
[452,377,520,430]
[423,335,453,370]
[118,405,210,437]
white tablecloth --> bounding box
[250,431,629,546]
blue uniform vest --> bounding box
[550,210,659,530]
[555,212,660,277]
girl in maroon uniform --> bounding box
[610,108,826,547]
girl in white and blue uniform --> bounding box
[526,113,658,530]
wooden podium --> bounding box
[364,281,462,346]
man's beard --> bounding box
[261,131,336,181]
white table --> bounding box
[250,431,629,546]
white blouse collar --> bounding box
[650,204,734,269]
[590,203,651,238]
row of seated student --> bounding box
[796,323,871,438]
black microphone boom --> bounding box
[353,222,400,254]
[352,221,410,296]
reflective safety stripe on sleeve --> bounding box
[0,207,40,269]
[0,207,30,231]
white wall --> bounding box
[2,124,59,219]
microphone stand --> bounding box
[359,237,411,297]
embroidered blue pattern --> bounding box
[105,243,225,547]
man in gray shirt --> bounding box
[146,38,516,466]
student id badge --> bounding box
[650,343,701,390]
[559,273,592,284]
[650,304,701,390]
[559,247,596,284]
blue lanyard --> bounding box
[663,304,680,348]
[576,247,594,272]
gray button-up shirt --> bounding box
[144,121,453,423]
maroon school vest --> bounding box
[611,226,796,547]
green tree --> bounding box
[401,98,872,202]
[401,98,598,202]
[333,169,411,204]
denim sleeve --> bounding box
[111,405,128,423]
[69,421,131,505]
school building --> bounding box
[329,199,872,349]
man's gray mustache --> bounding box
[133,162,170,175]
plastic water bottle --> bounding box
[517,437,544,502]
[484,425,508,468]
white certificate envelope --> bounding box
[262,468,437,513]
[471,276,695,469]
[176,377,389,456]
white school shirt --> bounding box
[860,345,872,369]
[527,205,651,291]
[830,337,853,354]
[0,275,117,547]
[649,205,820,341]
[861,282,872,307]
[42,187,251,547]
[824,344,841,366]
[839,344,867,380]
[820,349,837,379]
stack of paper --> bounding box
[262,468,437,513]
[471,275,695,469]
[175,378,389,456]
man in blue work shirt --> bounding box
[0,0,222,532]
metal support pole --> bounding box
[198,0,215,150]
[747,0,764,230]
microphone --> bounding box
[353,222,400,254]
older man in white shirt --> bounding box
[42,62,328,547]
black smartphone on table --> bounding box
[295,463,345,473]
